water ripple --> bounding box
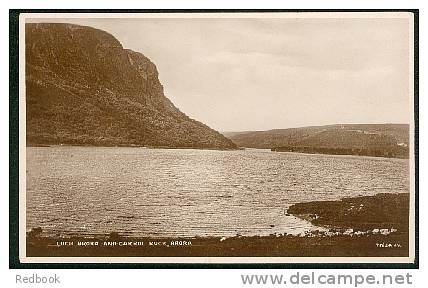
[26,147,409,237]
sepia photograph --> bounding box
[14,11,417,265]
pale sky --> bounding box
[27,16,412,132]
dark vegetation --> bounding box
[225,124,409,158]
[26,23,236,149]
[271,145,408,158]
[287,193,409,231]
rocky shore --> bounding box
[287,193,409,231]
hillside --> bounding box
[25,23,236,149]
[224,124,409,158]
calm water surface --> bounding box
[26,147,409,237]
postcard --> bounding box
[11,10,417,266]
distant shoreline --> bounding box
[26,143,242,151]
[271,146,409,159]
[26,144,410,159]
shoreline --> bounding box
[26,233,408,257]
[271,147,408,159]
[26,144,408,159]
[26,193,410,257]
[26,144,242,151]
[288,193,409,231]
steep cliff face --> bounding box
[25,23,236,149]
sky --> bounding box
[27,16,412,132]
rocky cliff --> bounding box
[25,23,236,149]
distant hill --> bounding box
[224,124,409,158]
[25,23,236,149]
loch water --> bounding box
[26,147,409,237]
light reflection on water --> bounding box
[26,147,409,237]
